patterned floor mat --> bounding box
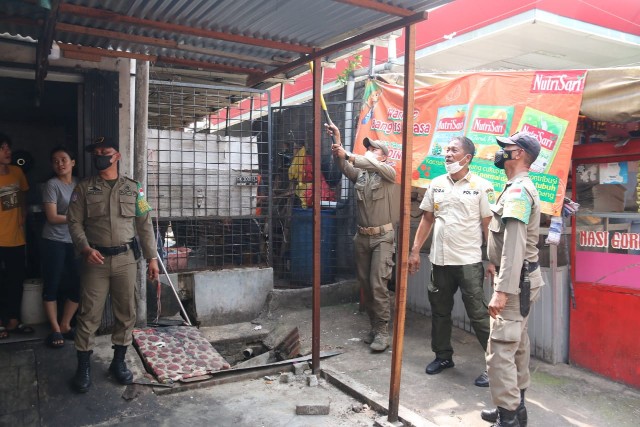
[133,326,230,383]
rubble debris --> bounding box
[307,375,318,387]
[279,372,295,383]
[293,362,308,376]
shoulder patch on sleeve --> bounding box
[135,182,152,216]
[485,187,496,204]
[502,182,531,224]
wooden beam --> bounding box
[58,3,313,54]
[58,43,158,61]
[247,10,428,87]
[56,22,281,66]
[332,0,413,17]
[387,21,417,424]
[35,0,59,104]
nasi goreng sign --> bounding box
[353,71,586,216]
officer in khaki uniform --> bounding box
[482,132,544,427]
[408,136,493,387]
[67,137,159,393]
[326,123,396,352]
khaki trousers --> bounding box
[75,251,138,351]
[354,230,395,324]
[486,286,541,410]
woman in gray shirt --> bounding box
[41,146,80,348]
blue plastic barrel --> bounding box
[290,207,336,285]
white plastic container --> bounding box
[21,279,47,325]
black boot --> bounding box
[73,350,93,393]
[488,407,520,427]
[481,390,527,426]
[109,345,133,385]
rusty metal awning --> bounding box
[0,0,452,90]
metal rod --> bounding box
[388,23,416,423]
[311,55,323,374]
[156,253,193,326]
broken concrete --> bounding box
[295,401,331,415]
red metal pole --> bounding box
[311,55,323,374]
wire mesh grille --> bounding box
[271,100,361,287]
[147,81,270,272]
[147,79,361,286]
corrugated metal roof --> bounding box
[0,0,451,88]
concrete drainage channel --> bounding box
[140,276,436,426]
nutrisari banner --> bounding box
[353,71,586,215]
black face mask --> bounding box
[93,154,113,171]
[493,149,517,169]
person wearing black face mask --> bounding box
[482,132,543,427]
[409,136,495,387]
[67,136,159,393]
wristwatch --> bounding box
[344,151,353,162]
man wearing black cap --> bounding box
[481,132,545,427]
[67,137,159,393]
[326,123,396,352]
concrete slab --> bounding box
[1,300,639,427]
[259,303,640,427]
[193,267,273,325]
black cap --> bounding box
[496,132,541,161]
[363,137,389,155]
[85,136,119,153]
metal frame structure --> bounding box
[147,80,272,272]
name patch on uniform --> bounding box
[87,185,102,194]
[433,187,445,193]
[462,190,479,195]
[120,184,134,196]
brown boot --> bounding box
[369,321,389,352]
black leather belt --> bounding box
[495,261,539,273]
[91,242,132,256]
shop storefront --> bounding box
[570,137,640,388]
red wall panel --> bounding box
[570,282,640,388]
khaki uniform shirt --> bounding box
[420,171,494,265]
[67,175,156,261]
[487,171,544,294]
[336,154,396,228]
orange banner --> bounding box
[354,71,586,215]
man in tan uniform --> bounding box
[326,123,396,352]
[68,137,159,393]
[482,132,544,427]
[409,136,493,387]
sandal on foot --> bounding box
[0,327,8,340]
[62,327,76,340]
[46,332,65,349]
[8,323,35,334]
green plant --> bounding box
[336,54,363,86]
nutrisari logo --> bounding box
[471,118,507,135]
[520,124,557,151]
[530,70,586,94]
[437,116,465,132]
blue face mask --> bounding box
[93,154,113,171]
